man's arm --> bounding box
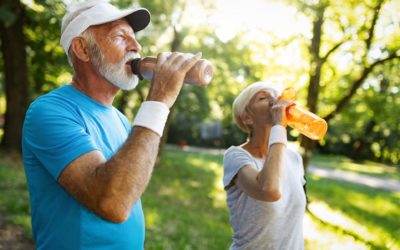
[59,52,201,223]
[59,127,158,223]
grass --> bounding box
[143,149,231,250]
[305,175,400,250]
[0,148,399,250]
[0,153,32,239]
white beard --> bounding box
[90,46,139,90]
[98,58,139,90]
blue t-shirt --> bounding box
[22,85,145,250]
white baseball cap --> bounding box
[60,1,150,55]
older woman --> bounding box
[223,81,306,250]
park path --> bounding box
[168,144,400,192]
[307,165,400,192]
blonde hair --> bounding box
[232,81,283,133]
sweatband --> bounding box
[133,101,170,137]
[268,125,287,147]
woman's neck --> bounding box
[242,125,271,159]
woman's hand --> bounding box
[270,100,294,126]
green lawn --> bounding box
[305,176,400,249]
[143,149,231,249]
[0,153,32,239]
[0,148,399,250]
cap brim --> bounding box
[125,8,151,32]
[89,7,151,33]
[61,4,151,54]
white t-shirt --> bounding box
[223,146,306,250]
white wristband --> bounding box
[268,125,287,147]
[133,101,170,137]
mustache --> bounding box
[123,52,139,64]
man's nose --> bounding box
[126,36,142,53]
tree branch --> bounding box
[365,0,384,51]
[321,39,349,64]
[324,52,400,122]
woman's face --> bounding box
[245,90,278,127]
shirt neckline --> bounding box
[65,84,114,111]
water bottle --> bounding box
[130,56,213,87]
[280,88,328,140]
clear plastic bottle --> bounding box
[130,56,213,87]
[280,88,328,140]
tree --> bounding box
[0,0,29,152]
[0,0,66,153]
[291,0,400,168]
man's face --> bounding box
[87,19,141,90]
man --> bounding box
[22,1,202,249]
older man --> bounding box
[22,1,201,249]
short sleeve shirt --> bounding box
[22,85,145,250]
[223,146,306,250]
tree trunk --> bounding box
[301,4,325,170]
[351,120,376,161]
[156,26,183,165]
[0,0,29,153]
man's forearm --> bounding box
[90,127,160,222]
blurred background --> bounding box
[0,0,399,249]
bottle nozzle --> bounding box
[279,87,296,101]
[131,58,143,80]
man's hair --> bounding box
[61,0,108,64]
[232,81,282,133]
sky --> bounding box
[22,0,308,42]
[210,0,310,42]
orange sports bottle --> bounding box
[279,88,328,140]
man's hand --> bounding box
[146,52,202,108]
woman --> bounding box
[223,81,306,250]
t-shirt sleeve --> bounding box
[23,98,98,180]
[223,147,256,189]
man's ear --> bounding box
[70,37,90,62]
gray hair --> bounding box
[61,0,108,65]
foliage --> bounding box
[320,58,400,164]
[281,0,400,165]
[24,0,70,99]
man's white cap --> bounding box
[60,1,150,55]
